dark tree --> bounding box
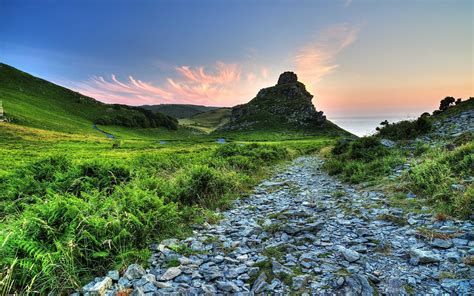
[380,120,389,126]
[455,98,462,105]
[439,96,455,111]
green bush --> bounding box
[453,188,474,219]
[377,115,432,140]
[347,136,388,161]
[175,165,238,208]
[406,160,452,197]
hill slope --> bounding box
[0,63,178,134]
[141,104,220,119]
[179,108,232,133]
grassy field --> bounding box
[0,120,336,294]
[179,108,232,133]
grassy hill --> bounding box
[141,104,221,119]
[179,108,232,133]
[0,63,178,135]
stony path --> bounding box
[83,156,473,295]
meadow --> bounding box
[0,122,335,294]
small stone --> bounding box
[154,281,172,288]
[251,272,268,293]
[337,245,361,262]
[292,275,309,290]
[83,277,112,296]
[272,260,294,275]
[160,267,182,281]
[124,264,146,280]
[107,270,119,281]
[409,248,441,265]
[336,277,345,286]
[430,238,453,249]
[445,251,460,263]
[216,281,240,292]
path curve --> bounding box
[83,156,473,295]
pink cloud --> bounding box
[294,24,359,90]
[64,62,272,107]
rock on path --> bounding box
[82,156,473,295]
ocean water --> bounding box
[329,115,418,137]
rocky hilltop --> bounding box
[223,72,327,131]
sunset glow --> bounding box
[1,0,472,117]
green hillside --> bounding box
[0,63,178,135]
[179,108,232,132]
[141,104,220,119]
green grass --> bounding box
[0,63,178,134]
[0,120,336,294]
[142,104,220,119]
[322,100,474,219]
[179,108,232,133]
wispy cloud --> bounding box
[63,24,358,107]
[63,62,272,106]
[294,23,359,90]
[344,0,353,8]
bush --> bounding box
[347,136,388,161]
[453,188,474,219]
[377,116,432,140]
[405,160,452,197]
[174,165,238,208]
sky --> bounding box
[1,0,473,118]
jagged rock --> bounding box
[124,264,146,280]
[222,72,328,131]
[292,275,309,290]
[337,245,361,262]
[251,272,268,293]
[83,277,112,296]
[343,275,375,296]
[383,278,407,295]
[216,281,240,292]
[409,248,441,265]
[430,238,453,249]
[106,270,119,281]
[272,260,294,275]
[277,71,298,85]
[160,267,182,280]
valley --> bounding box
[0,64,472,295]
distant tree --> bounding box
[420,112,430,118]
[380,120,389,126]
[455,98,462,105]
[439,96,455,111]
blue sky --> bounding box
[1,0,472,116]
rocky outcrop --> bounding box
[223,71,326,130]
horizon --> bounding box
[1,0,472,119]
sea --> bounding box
[328,115,418,137]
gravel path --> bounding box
[82,156,473,295]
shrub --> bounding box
[377,116,432,140]
[453,188,474,219]
[174,165,237,208]
[406,160,452,197]
[347,136,388,161]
